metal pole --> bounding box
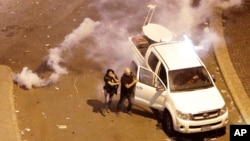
[143,4,156,26]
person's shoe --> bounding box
[100,108,106,116]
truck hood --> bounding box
[169,87,225,113]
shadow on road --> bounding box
[132,104,157,120]
[86,99,103,113]
[86,99,156,119]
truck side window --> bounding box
[158,63,167,87]
[148,52,159,71]
[139,67,164,89]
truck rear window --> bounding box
[148,52,159,71]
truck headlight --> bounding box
[219,105,228,115]
[177,110,192,120]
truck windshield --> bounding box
[169,66,213,92]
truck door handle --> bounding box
[137,85,143,90]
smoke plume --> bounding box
[85,0,242,76]
[14,18,99,89]
[14,0,242,89]
[86,0,242,97]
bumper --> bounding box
[174,111,228,133]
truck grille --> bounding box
[191,109,220,120]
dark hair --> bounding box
[106,69,114,75]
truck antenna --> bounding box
[143,4,156,26]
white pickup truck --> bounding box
[128,23,228,135]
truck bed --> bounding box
[130,35,153,57]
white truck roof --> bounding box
[152,42,202,70]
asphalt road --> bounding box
[0,0,244,141]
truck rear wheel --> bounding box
[162,109,175,137]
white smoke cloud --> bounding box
[86,0,150,76]
[14,18,99,89]
[60,18,99,49]
[13,0,242,90]
[153,0,241,34]
[145,0,241,50]
[86,0,242,73]
[13,67,47,89]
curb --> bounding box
[210,8,250,124]
[0,65,22,141]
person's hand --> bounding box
[116,81,120,85]
[110,73,115,78]
[192,75,199,79]
[188,75,199,84]
[133,78,139,83]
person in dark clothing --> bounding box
[101,69,119,116]
[116,68,138,115]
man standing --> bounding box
[116,68,138,115]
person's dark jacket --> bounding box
[120,73,135,95]
[103,74,118,95]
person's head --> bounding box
[106,69,114,77]
[124,67,131,76]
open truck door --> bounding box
[135,66,166,110]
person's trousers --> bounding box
[117,93,134,112]
[103,91,115,109]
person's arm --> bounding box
[109,73,120,83]
[108,81,119,86]
[125,78,138,89]
[113,75,119,83]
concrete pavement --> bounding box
[0,6,249,141]
[210,8,250,124]
[0,65,21,141]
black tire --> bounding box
[162,109,175,137]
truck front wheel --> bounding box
[162,109,175,137]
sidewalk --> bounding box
[0,65,21,141]
[210,8,250,124]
